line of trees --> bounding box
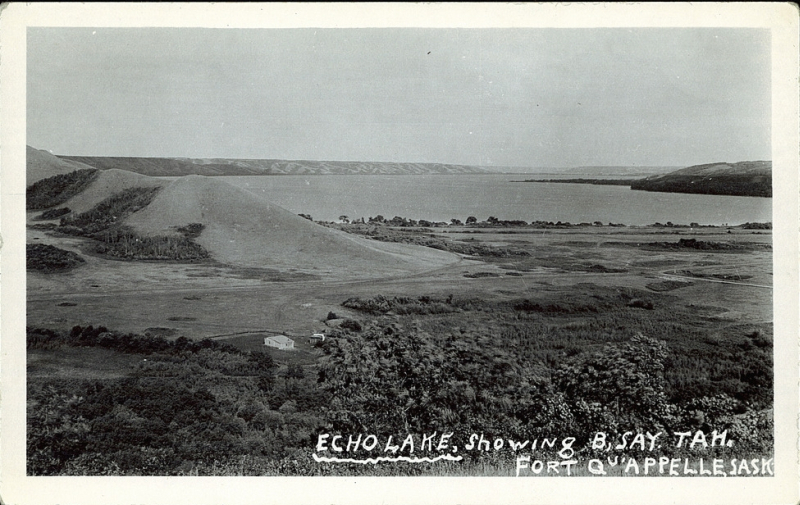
[27,169,98,210]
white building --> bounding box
[264,335,295,350]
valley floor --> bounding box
[25,219,774,476]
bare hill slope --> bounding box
[631,161,771,197]
[122,175,457,274]
[27,146,97,184]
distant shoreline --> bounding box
[513,178,639,186]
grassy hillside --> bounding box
[58,155,494,176]
[631,161,771,197]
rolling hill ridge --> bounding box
[56,154,494,176]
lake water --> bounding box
[219,174,772,226]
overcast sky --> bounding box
[27,28,771,168]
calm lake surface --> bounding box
[220,174,772,226]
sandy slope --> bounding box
[118,175,457,274]
[26,145,97,184]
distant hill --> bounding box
[27,146,97,184]
[56,155,494,177]
[559,166,680,177]
[518,165,679,176]
[631,161,771,197]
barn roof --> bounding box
[266,335,293,344]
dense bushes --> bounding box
[93,226,209,261]
[647,238,769,251]
[343,294,461,315]
[318,322,565,443]
[318,324,772,460]
[26,243,85,272]
[35,207,71,220]
[60,186,161,235]
[27,326,297,475]
[27,169,98,210]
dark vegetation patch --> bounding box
[678,270,754,281]
[584,264,627,273]
[167,316,196,322]
[626,298,655,309]
[34,207,71,220]
[27,169,98,210]
[344,287,664,318]
[511,288,656,314]
[176,223,204,239]
[339,319,362,332]
[645,238,770,252]
[57,302,78,307]
[27,223,58,232]
[646,280,695,292]
[26,244,85,273]
[463,272,500,278]
[144,327,178,337]
[91,226,210,261]
[343,294,462,316]
[635,259,686,268]
[741,222,771,230]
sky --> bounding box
[27,28,771,168]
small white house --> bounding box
[309,333,326,344]
[264,335,295,350]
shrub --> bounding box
[26,244,85,272]
[340,319,362,332]
[27,169,98,210]
[35,207,72,220]
[176,223,205,239]
[60,186,161,235]
[93,226,209,261]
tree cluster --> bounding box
[27,169,98,210]
[26,244,86,273]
